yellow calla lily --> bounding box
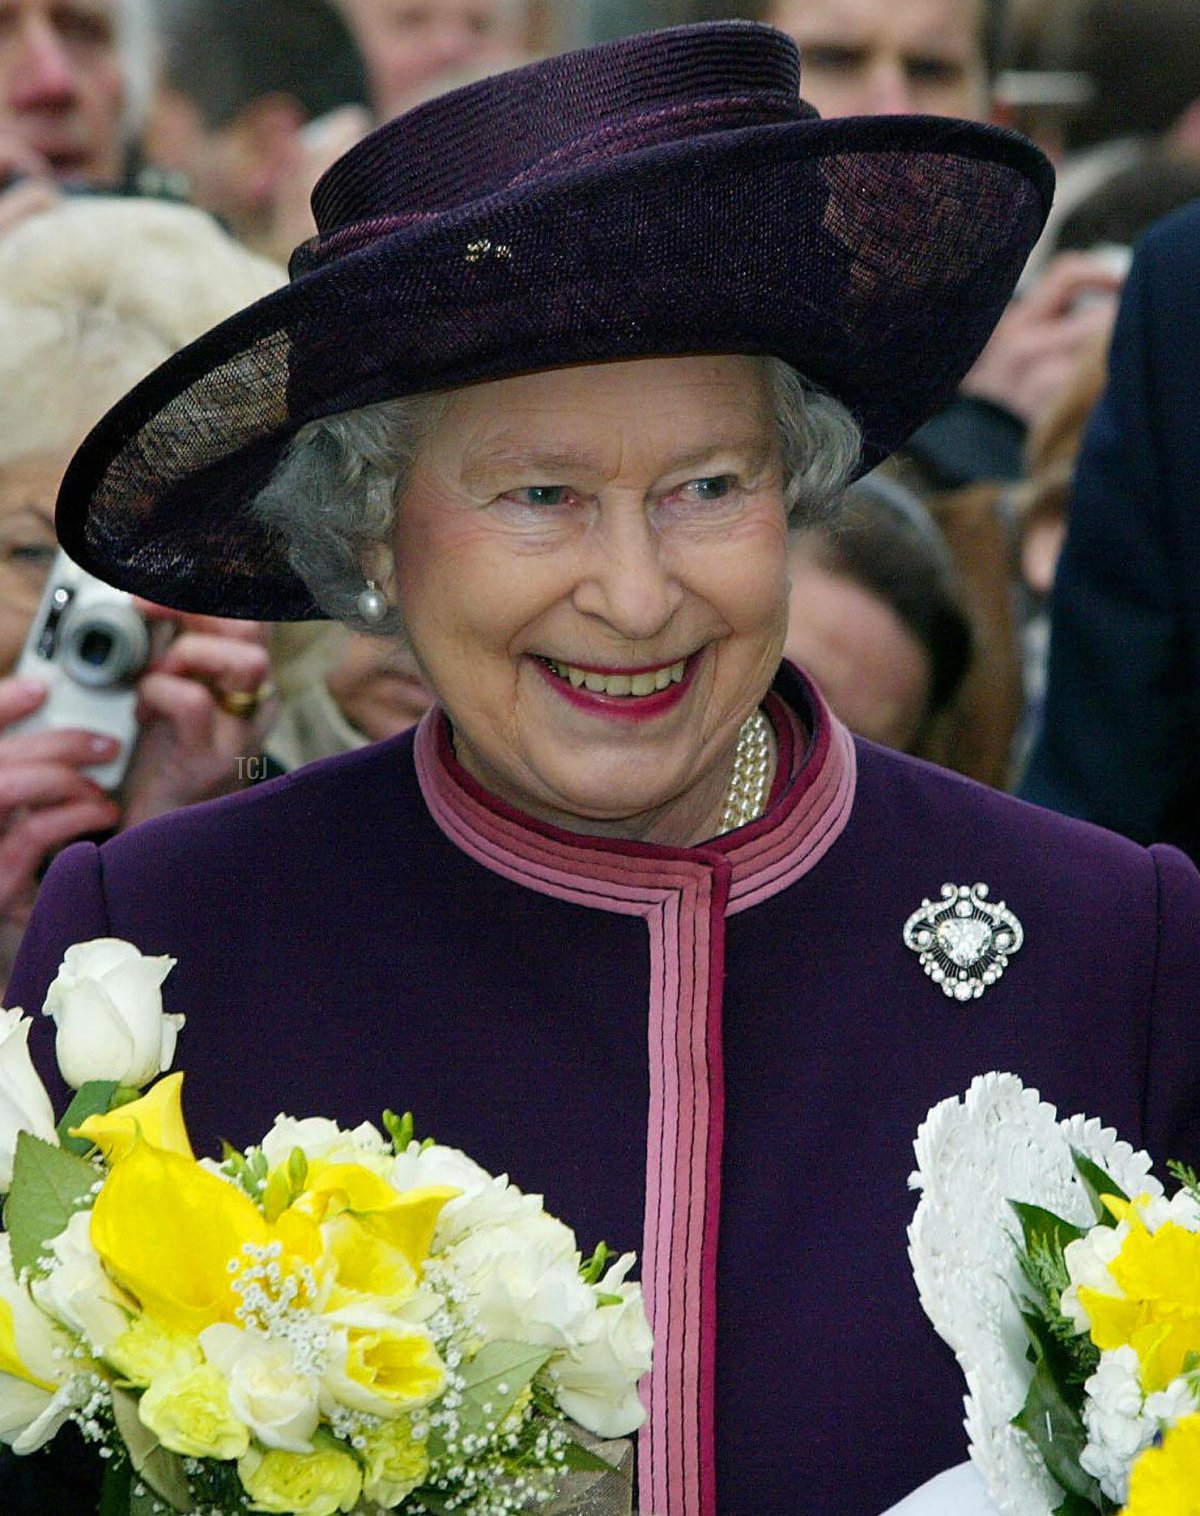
[90,1141,292,1336]
[73,1072,194,1163]
[297,1162,456,1270]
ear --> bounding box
[361,541,398,598]
[231,94,308,208]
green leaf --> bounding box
[1010,1200,1086,1258]
[1071,1148,1129,1226]
[56,1080,119,1154]
[557,1438,616,1474]
[5,1132,98,1276]
[1054,1496,1114,1516]
[426,1341,552,1464]
[1012,1312,1105,1507]
[111,1385,194,1512]
[98,1456,132,1516]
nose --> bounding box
[860,59,918,115]
[8,18,78,109]
[571,508,684,643]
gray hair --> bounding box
[252,358,862,634]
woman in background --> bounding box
[0,197,282,985]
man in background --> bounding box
[142,0,372,261]
[335,0,528,121]
[723,0,1119,490]
[0,0,152,225]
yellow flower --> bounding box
[1079,1207,1200,1392]
[321,1211,419,1313]
[239,1443,363,1515]
[104,1316,200,1388]
[74,1072,194,1163]
[90,1141,319,1338]
[138,1359,249,1460]
[0,1296,55,1395]
[1123,1414,1200,1515]
[324,1321,446,1417]
[360,1416,429,1507]
[297,1162,455,1271]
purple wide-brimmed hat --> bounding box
[57,21,1052,620]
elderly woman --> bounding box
[8,24,1200,1516]
[0,197,284,990]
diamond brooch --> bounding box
[903,883,1024,1002]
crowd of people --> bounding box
[0,4,1198,1510]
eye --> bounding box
[906,55,967,84]
[501,485,576,509]
[803,44,866,73]
[683,475,738,502]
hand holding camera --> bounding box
[0,554,273,957]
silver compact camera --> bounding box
[12,550,159,791]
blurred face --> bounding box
[336,0,521,119]
[390,356,790,846]
[0,0,126,184]
[784,550,931,752]
[768,0,989,121]
[325,632,434,741]
[0,452,61,673]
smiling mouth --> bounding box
[538,657,688,697]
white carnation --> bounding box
[388,1142,544,1243]
[443,1214,596,1351]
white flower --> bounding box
[388,1142,545,1244]
[443,1213,597,1351]
[43,938,181,1090]
[551,1254,652,1437]
[0,1236,74,1452]
[261,1115,388,1171]
[0,1008,57,1190]
[1061,1223,1128,1332]
[200,1323,320,1452]
[30,1212,133,1354]
[1080,1346,1156,1504]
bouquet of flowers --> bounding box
[0,939,652,1516]
[909,1072,1200,1516]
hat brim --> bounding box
[58,113,1051,620]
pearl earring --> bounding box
[356,580,389,624]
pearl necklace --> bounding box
[718,707,774,835]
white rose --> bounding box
[444,1214,596,1351]
[200,1324,320,1452]
[551,1254,652,1438]
[43,938,181,1090]
[0,1008,57,1190]
[261,1115,388,1170]
[0,1235,74,1452]
[30,1211,133,1354]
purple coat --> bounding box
[8,666,1200,1515]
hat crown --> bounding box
[304,23,806,259]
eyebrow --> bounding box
[462,433,776,484]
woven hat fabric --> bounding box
[56,22,1054,620]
